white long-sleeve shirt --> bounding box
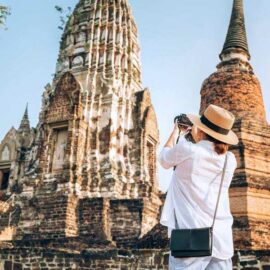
[158,138,237,259]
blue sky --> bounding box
[0,0,270,192]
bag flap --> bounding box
[170,228,211,251]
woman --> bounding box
[158,104,238,270]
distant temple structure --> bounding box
[199,0,270,253]
[0,0,269,269]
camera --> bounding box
[174,114,195,143]
[174,114,193,128]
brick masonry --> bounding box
[200,63,267,123]
[0,0,269,269]
[200,60,270,251]
[0,1,164,268]
[0,243,270,269]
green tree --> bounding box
[0,5,11,29]
[55,5,72,30]
[0,4,71,31]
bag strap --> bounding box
[211,152,228,229]
[174,152,228,230]
[174,208,180,229]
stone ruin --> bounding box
[0,0,269,269]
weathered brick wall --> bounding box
[227,119,270,250]
[232,251,270,270]
[229,121,270,184]
[0,244,269,270]
[0,245,169,270]
[15,194,76,240]
[109,197,163,247]
[110,199,143,247]
[199,56,270,253]
[78,197,111,241]
[0,194,161,245]
[200,64,267,123]
[140,197,163,237]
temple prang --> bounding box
[0,0,269,269]
[200,0,270,253]
[0,0,161,244]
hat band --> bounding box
[200,115,230,135]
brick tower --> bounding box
[0,0,162,244]
[1,1,269,269]
[200,0,270,253]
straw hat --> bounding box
[187,104,239,145]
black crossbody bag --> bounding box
[170,153,228,258]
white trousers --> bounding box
[169,254,233,270]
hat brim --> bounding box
[186,114,239,145]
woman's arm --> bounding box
[164,122,180,148]
[158,122,184,169]
[158,123,192,169]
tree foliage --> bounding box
[0,4,72,31]
[0,5,11,29]
[55,5,72,31]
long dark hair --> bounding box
[204,133,229,155]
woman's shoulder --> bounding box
[176,139,218,155]
[226,151,237,170]
[226,150,236,160]
[176,138,197,153]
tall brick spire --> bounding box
[220,0,250,61]
[199,0,270,256]
[19,104,30,132]
[200,0,266,123]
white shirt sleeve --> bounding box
[229,151,238,171]
[158,140,194,169]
